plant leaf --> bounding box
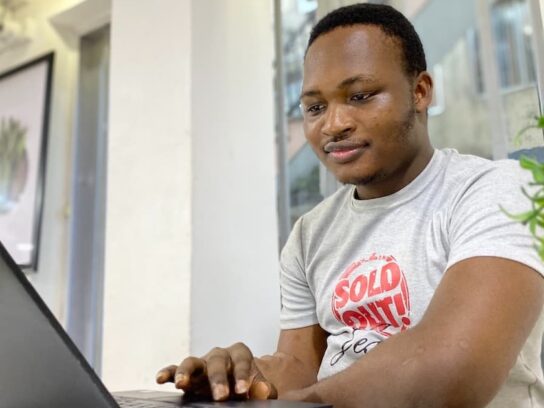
[501,206,534,223]
[529,217,538,235]
[520,156,544,183]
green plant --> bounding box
[505,115,544,260]
[0,117,27,204]
[515,116,544,143]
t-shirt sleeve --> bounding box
[279,216,319,329]
[446,160,544,276]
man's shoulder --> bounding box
[437,149,530,218]
[440,148,491,176]
[439,149,526,190]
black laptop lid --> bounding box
[0,242,117,408]
[0,243,333,408]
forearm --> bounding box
[286,325,502,408]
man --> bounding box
[156,4,544,407]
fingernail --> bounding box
[174,374,186,388]
[212,384,228,401]
[251,381,271,400]
[260,382,271,397]
[235,379,249,394]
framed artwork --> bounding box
[0,53,54,270]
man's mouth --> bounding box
[324,140,370,163]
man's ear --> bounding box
[413,71,433,113]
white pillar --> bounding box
[103,0,280,391]
[102,0,192,391]
[190,0,280,357]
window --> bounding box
[491,0,536,90]
[281,0,323,229]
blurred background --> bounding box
[0,0,542,392]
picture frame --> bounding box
[0,53,54,270]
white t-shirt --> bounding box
[279,148,544,407]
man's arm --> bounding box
[285,256,544,408]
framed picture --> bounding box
[0,53,54,270]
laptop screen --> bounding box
[0,244,332,408]
[0,243,117,408]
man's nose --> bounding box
[321,104,355,138]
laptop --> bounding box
[0,242,331,408]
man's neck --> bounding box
[354,143,434,200]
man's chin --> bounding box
[335,172,381,186]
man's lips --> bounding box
[324,140,370,163]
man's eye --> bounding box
[306,104,326,115]
[350,93,372,102]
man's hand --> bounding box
[255,351,319,398]
[155,342,277,401]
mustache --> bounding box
[323,139,371,152]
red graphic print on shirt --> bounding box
[331,253,411,337]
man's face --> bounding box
[301,25,431,195]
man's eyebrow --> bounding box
[338,75,377,88]
[299,89,321,101]
[299,75,378,101]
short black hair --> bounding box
[307,3,427,76]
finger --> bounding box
[248,369,277,400]
[205,348,233,401]
[156,365,178,384]
[248,380,278,400]
[175,357,207,390]
[228,343,253,394]
[183,380,213,398]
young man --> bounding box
[157,4,544,407]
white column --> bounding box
[190,0,280,356]
[103,0,280,390]
[102,0,192,391]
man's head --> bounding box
[300,4,434,199]
[307,3,427,77]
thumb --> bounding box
[248,369,278,400]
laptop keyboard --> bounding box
[115,395,178,407]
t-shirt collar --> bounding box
[349,148,444,212]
